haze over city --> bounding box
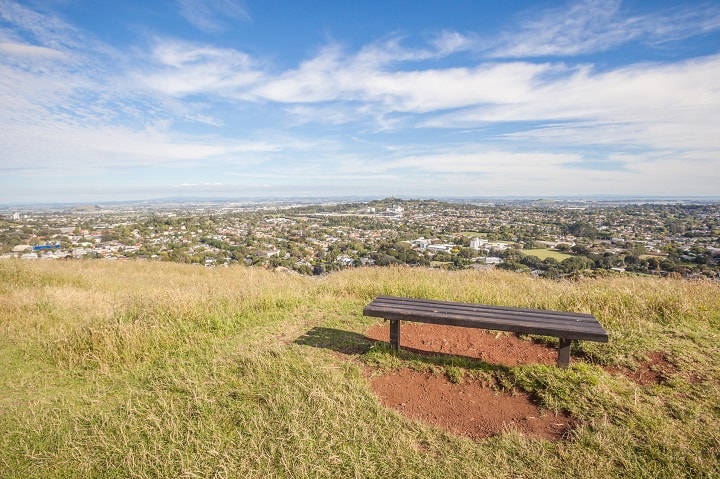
[2,0,720,204]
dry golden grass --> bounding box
[1,259,719,478]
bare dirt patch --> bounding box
[371,368,571,441]
[364,322,570,441]
[607,351,679,385]
[365,321,557,366]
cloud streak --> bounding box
[489,0,720,58]
[177,0,251,33]
[140,39,261,96]
[425,54,720,153]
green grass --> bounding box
[1,259,719,478]
[523,248,574,261]
[459,231,487,238]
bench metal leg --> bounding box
[557,338,572,368]
[389,319,400,352]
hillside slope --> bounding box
[1,260,719,478]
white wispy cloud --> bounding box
[0,0,83,50]
[0,41,65,58]
[251,41,547,111]
[429,30,475,56]
[0,116,282,173]
[139,38,262,96]
[489,0,720,58]
[493,0,634,57]
[177,0,251,33]
[371,148,718,197]
[424,53,720,154]
[0,11,277,175]
[384,151,578,174]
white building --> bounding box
[427,244,454,253]
[487,242,510,252]
[411,238,432,250]
[469,237,488,250]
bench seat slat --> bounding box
[367,296,599,323]
[366,309,607,341]
[366,302,604,332]
[366,305,605,333]
[367,300,600,326]
[364,295,608,342]
[370,296,597,321]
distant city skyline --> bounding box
[2,0,720,204]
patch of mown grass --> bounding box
[522,248,573,261]
[1,260,719,478]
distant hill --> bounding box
[70,205,102,212]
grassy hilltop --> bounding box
[1,260,719,478]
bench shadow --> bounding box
[294,327,377,355]
[390,345,513,373]
[294,326,511,372]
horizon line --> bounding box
[3,194,720,209]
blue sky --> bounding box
[1,0,719,203]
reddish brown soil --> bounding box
[365,322,558,366]
[364,322,570,441]
[371,368,571,441]
[607,351,678,385]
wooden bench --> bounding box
[363,295,608,367]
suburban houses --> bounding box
[1,198,719,279]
